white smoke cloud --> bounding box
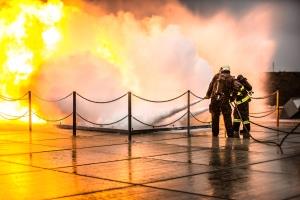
[30,0,275,128]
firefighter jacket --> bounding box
[235,77,252,105]
[206,72,235,101]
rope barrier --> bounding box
[0,92,28,101]
[32,92,73,102]
[77,93,127,104]
[190,91,205,99]
[250,108,276,115]
[132,112,187,128]
[251,91,277,100]
[190,112,211,124]
[33,112,73,122]
[132,91,187,103]
[249,120,291,134]
[77,113,127,126]
[0,111,28,118]
[249,109,276,118]
[190,99,205,107]
[0,111,29,120]
[279,123,300,146]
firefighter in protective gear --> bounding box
[233,74,252,138]
[205,66,236,137]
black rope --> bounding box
[279,123,300,146]
[77,93,127,104]
[250,120,300,148]
[250,108,276,115]
[77,113,127,126]
[132,112,187,128]
[190,91,205,99]
[251,91,277,100]
[190,99,205,107]
[249,109,276,118]
[132,91,187,103]
[33,112,73,122]
[190,112,211,124]
[0,92,28,101]
[249,120,291,134]
[231,102,300,148]
[231,102,280,146]
[32,92,73,102]
[0,111,28,120]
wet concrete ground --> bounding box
[0,122,300,199]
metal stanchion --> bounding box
[28,91,32,132]
[187,90,190,136]
[73,91,77,136]
[128,92,132,142]
[276,90,280,127]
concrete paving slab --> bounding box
[150,147,284,168]
[0,121,299,199]
[147,168,300,200]
[55,185,222,200]
[0,148,128,169]
[31,134,128,149]
[245,156,300,174]
[0,161,40,175]
[82,142,201,157]
[58,158,211,184]
[0,170,129,200]
[0,143,62,156]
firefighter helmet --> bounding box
[220,65,230,72]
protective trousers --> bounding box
[209,98,233,137]
[233,102,250,136]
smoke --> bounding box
[29,0,275,127]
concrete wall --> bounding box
[266,72,300,106]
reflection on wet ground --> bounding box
[0,123,299,199]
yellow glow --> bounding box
[43,27,61,50]
[0,0,64,125]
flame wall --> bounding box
[0,0,275,126]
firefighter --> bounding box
[205,66,236,138]
[233,74,252,139]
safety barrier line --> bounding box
[32,92,73,102]
[0,111,29,118]
[190,91,204,99]
[251,91,277,100]
[249,120,300,148]
[132,91,187,103]
[0,90,281,143]
[0,92,28,101]
[0,111,29,120]
[190,112,211,124]
[132,112,188,128]
[77,113,128,126]
[77,93,127,104]
[249,109,276,118]
[33,112,73,122]
[250,108,276,115]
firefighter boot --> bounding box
[233,131,240,138]
[242,124,250,139]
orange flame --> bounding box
[0,0,64,124]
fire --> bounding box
[0,0,276,127]
[0,0,64,124]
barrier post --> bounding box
[187,90,191,137]
[28,91,32,132]
[128,92,132,142]
[276,90,280,127]
[73,91,77,136]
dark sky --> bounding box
[180,0,300,72]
